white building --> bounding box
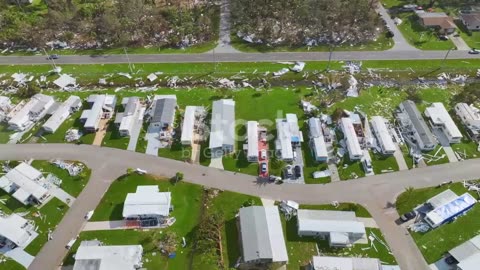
[8,94,54,131]
[246,121,259,162]
[340,117,363,160]
[0,162,49,205]
[209,99,235,155]
[311,256,382,270]
[81,95,116,133]
[150,95,177,129]
[0,214,38,248]
[238,206,288,264]
[455,103,480,141]
[448,235,480,270]
[370,116,396,155]
[42,96,82,133]
[114,97,143,137]
[425,103,463,144]
[180,106,206,146]
[297,209,366,247]
[308,118,328,162]
[73,241,143,270]
[397,100,437,151]
[424,189,476,228]
[122,186,171,226]
[275,114,303,161]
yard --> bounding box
[396,13,456,50]
[396,182,480,263]
[338,156,366,180]
[371,151,400,174]
[456,22,480,49]
[0,123,14,144]
[101,120,130,150]
[423,145,449,166]
[300,203,372,218]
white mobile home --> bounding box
[209,99,235,155]
[246,121,259,162]
[180,106,206,146]
[42,96,82,133]
[73,241,143,270]
[297,209,366,247]
[8,94,54,131]
[448,235,480,270]
[114,97,143,137]
[0,162,49,205]
[425,103,463,144]
[150,95,177,129]
[0,214,38,248]
[397,100,437,151]
[122,186,171,227]
[311,256,382,270]
[80,95,116,133]
[308,118,328,162]
[455,103,480,142]
[340,117,363,160]
[275,114,303,161]
[370,116,396,155]
[238,206,288,265]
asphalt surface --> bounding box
[1,144,480,270]
[0,50,479,66]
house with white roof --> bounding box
[80,94,116,133]
[209,99,235,155]
[308,117,328,162]
[238,206,288,265]
[275,113,303,161]
[149,95,177,129]
[122,185,171,227]
[73,240,143,270]
[370,116,396,155]
[425,103,463,144]
[340,117,363,160]
[245,121,259,162]
[114,97,144,137]
[447,235,480,270]
[311,256,382,270]
[180,106,206,146]
[8,94,54,131]
[454,103,480,141]
[396,100,437,151]
[0,213,38,248]
[297,209,366,247]
[424,189,476,228]
[0,162,49,205]
[42,96,82,133]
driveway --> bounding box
[284,146,305,184]
[376,4,418,51]
[432,128,458,163]
[4,144,480,270]
[1,247,34,269]
[127,117,143,151]
[449,34,470,51]
[145,126,161,155]
[82,220,127,231]
[394,144,409,171]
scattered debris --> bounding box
[53,74,77,89]
[343,61,362,74]
[218,78,235,88]
[147,73,158,82]
[64,128,82,142]
[51,160,84,176]
[408,222,430,233]
[346,75,359,97]
[273,68,290,77]
[290,62,305,73]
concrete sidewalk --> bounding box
[82,220,127,231]
[358,217,379,228]
[2,248,34,269]
[394,144,409,171]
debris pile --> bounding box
[345,75,359,97]
[45,174,62,186]
[218,78,236,88]
[343,61,362,74]
[65,128,82,142]
[51,160,84,176]
[408,222,430,233]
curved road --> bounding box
[1,144,480,270]
[0,50,479,65]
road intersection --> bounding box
[1,144,480,270]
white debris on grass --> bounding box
[51,160,84,176]
[301,100,318,113]
[98,78,107,85]
[118,72,132,79]
[273,68,289,77]
[65,128,82,142]
[53,74,77,89]
[147,73,158,82]
[408,222,430,233]
[343,61,362,74]
[218,78,235,88]
[313,170,331,179]
[45,173,62,186]
[167,76,179,88]
[346,75,359,97]
[291,61,305,73]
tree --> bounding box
[154,230,177,255]
[175,172,184,183]
[17,83,40,98]
[453,82,480,106]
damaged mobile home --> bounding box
[80,94,116,133]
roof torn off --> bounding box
[346,75,359,97]
[290,62,305,73]
[53,74,77,89]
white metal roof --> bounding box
[371,116,396,154]
[209,99,235,149]
[247,121,259,159]
[122,185,171,217]
[458,254,480,270]
[43,96,81,133]
[119,97,141,134]
[276,120,294,160]
[426,193,476,227]
[239,206,288,263]
[308,117,323,138]
[180,106,197,143]
[450,235,480,262]
[53,74,76,89]
[8,94,53,128]
[286,113,303,142]
[340,118,363,158]
[427,189,458,209]
[312,137,328,159]
[312,256,382,270]
[84,95,106,130]
[74,243,143,270]
[0,214,35,248]
[2,163,48,203]
[425,103,463,139]
[297,210,366,235]
[455,103,480,129]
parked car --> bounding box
[294,165,301,178]
[84,210,94,220]
[444,255,458,265]
[362,159,373,174]
[399,210,417,223]
[261,149,267,160]
[269,175,282,182]
[469,48,479,55]
[47,54,59,60]
[438,35,449,41]
[285,165,293,177]
[261,162,267,173]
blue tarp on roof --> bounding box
[426,193,476,227]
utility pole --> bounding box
[326,45,334,71]
[440,47,453,69]
[43,48,58,72]
[212,47,217,74]
[124,47,134,73]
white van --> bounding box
[261,149,267,160]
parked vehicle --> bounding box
[47,54,59,60]
[269,175,282,182]
[468,48,479,55]
[84,210,94,220]
[399,210,417,223]
[362,159,373,174]
[444,255,458,265]
[261,149,267,160]
[66,238,77,249]
[261,162,267,173]
[294,165,301,177]
[285,165,293,177]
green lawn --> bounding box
[456,21,480,49]
[0,123,14,144]
[30,160,91,197]
[399,144,415,169]
[381,0,406,8]
[451,140,480,160]
[222,152,259,176]
[423,145,449,166]
[371,151,399,174]
[101,121,129,150]
[231,31,394,53]
[0,259,25,270]
[396,182,480,263]
[417,87,458,112]
[338,156,366,180]
[24,198,69,255]
[302,130,331,184]
[158,141,192,162]
[300,203,372,218]
[397,13,456,50]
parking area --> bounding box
[284,146,305,184]
[258,130,269,178]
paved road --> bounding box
[377,4,417,51]
[0,50,479,66]
[1,144,480,270]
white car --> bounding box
[261,149,267,160]
[84,210,94,220]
